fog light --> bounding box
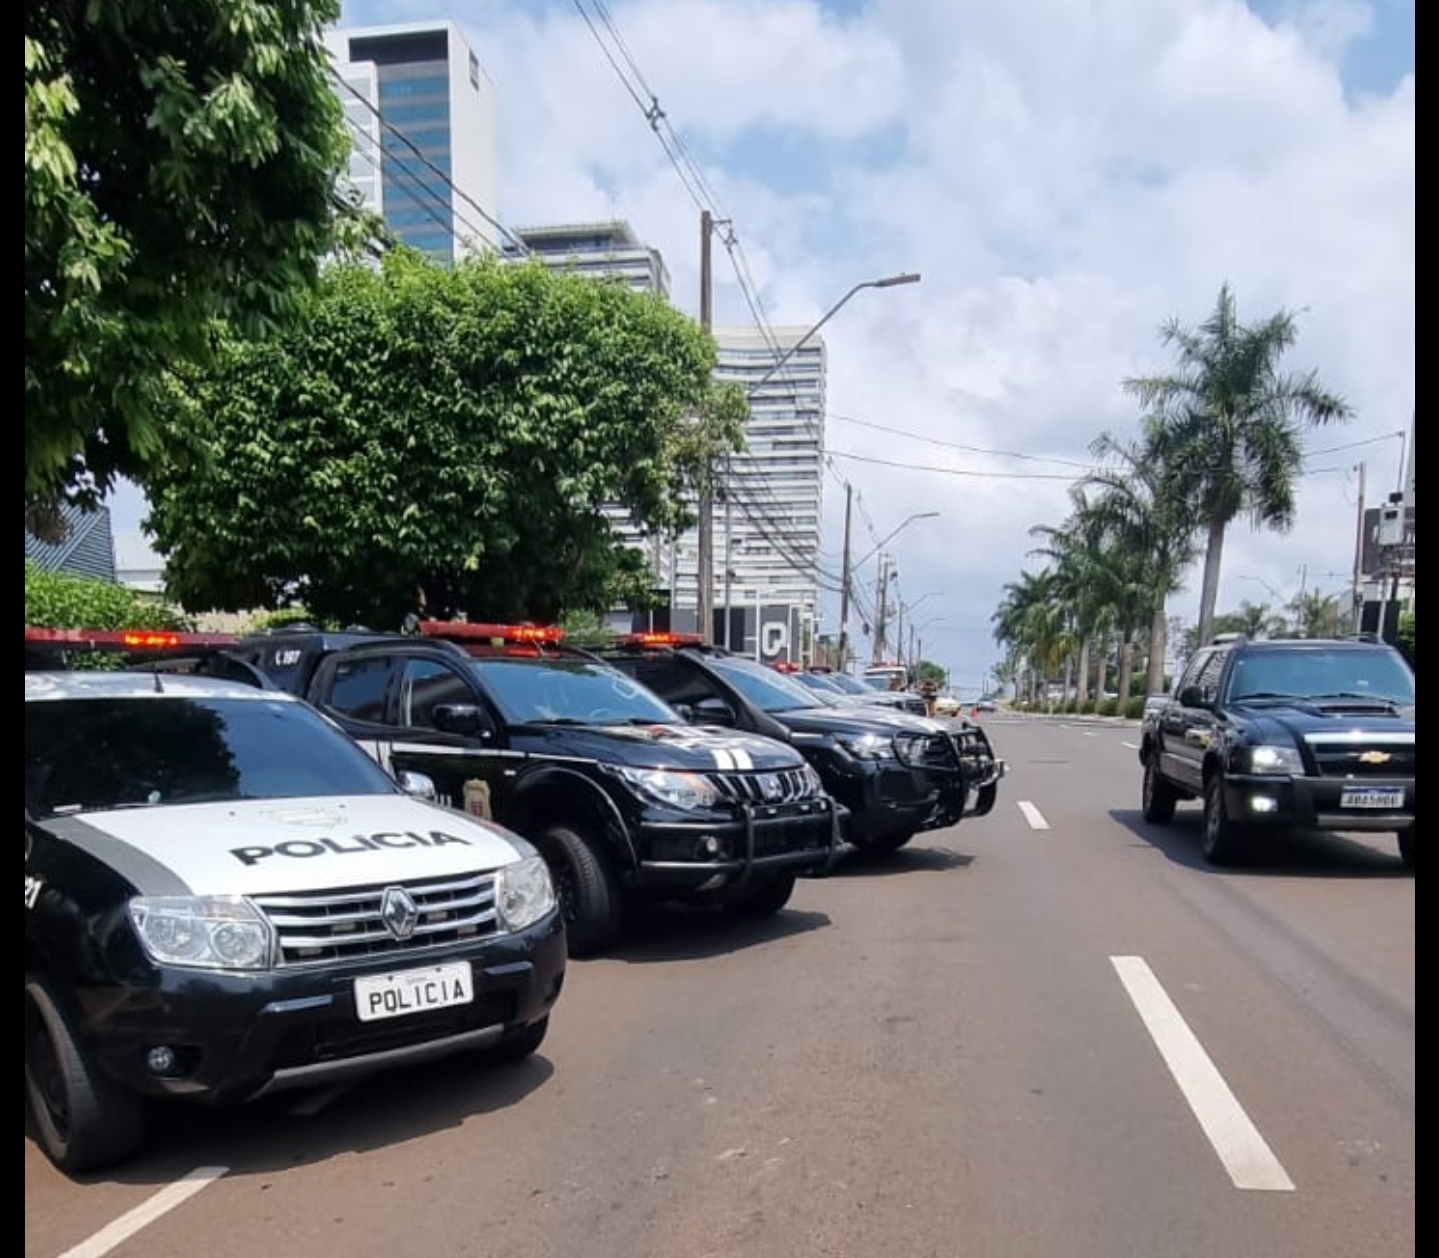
[1248,794,1279,814]
[146,1045,180,1076]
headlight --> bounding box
[496,855,556,931]
[613,766,721,810]
[128,896,273,970]
[836,732,896,760]
[1245,744,1303,774]
[801,762,826,793]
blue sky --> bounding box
[115,0,1414,692]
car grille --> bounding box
[1304,736,1415,779]
[893,731,959,771]
[252,871,502,968]
[713,766,819,805]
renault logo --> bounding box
[1357,750,1392,765]
[380,886,420,940]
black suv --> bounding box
[598,635,966,855]
[231,622,840,955]
[1138,634,1416,867]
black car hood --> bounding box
[764,705,944,739]
[1231,699,1416,740]
[513,721,805,770]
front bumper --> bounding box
[81,911,567,1103]
[1219,774,1415,833]
[635,796,841,891]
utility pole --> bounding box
[1351,461,1366,633]
[837,482,853,673]
[696,210,714,641]
[872,555,891,663]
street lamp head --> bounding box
[871,272,922,289]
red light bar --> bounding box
[616,632,705,648]
[772,661,799,672]
[417,620,565,645]
[24,627,241,650]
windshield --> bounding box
[467,656,680,724]
[707,656,831,713]
[1226,648,1415,707]
[25,696,399,818]
[791,672,845,699]
[822,672,873,696]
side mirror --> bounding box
[1177,684,1209,709]
[681,697,737,727]
[397,770,438,801]
[431,702,486,736]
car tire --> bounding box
[1201,777,1238,866]
[725,873,796,919]
[485,1015,549,1065]
[973,782,998,817]
[1141,759,1178,824]
[24,970,145,1174]
[1397,828,1414,872]
[535,824,623,958]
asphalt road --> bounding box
[25,713,1415,1258]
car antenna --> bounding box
[152,665,165,694]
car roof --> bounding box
[24,670,301,703]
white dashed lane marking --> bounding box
[1017,800,1050,830]
[1121,740,1139,749]
[1111,956,1295,1192]
[59,1166,229,1258]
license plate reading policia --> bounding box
[354,961,474,1023]
[1339,787,1404,810]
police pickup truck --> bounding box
[1138,633,1416,868]
[24,627,566,1174]
[229,622,840,957]
[598,634,969,855]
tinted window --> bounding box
[327,656,396,722]
[26,696,399,817]
[706,657,830,714]
[400,658,476,729]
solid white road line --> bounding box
[1017,800,1050,830]
[58,1166,230,1258]
[1111,956,1295,1192]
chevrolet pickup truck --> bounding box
[1138,634,1415,869]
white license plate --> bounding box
[1339,787,1404,810]
[354,961,474,1023]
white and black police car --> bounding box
[24,628,566,1175]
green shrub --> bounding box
[25,562,190,631]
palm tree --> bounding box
[1082,420,1199,697]
[1123,283,1352,648]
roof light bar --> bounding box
[616,632,705,648]
[417,620,565,645]
[23,627,241,650]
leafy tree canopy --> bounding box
[25,0,350,520]
[145,251,741,628]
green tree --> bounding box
[144,252,738,627]
[1123,283,1352,648]
[25,0,351,525]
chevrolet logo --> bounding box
[1357,750,1392,765]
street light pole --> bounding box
[715,270,921,650]
[747,272,921,395]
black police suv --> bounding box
[25,628,566,1174]
[1139,633,1416,868]
[230,622,841,956]
[598,635,967,855]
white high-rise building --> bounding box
[505,221,671,299]
[326,21,499,261]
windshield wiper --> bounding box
[1230,691,1298,703]
[1304,691,1402,710]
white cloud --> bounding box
[331,0,1413,689]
